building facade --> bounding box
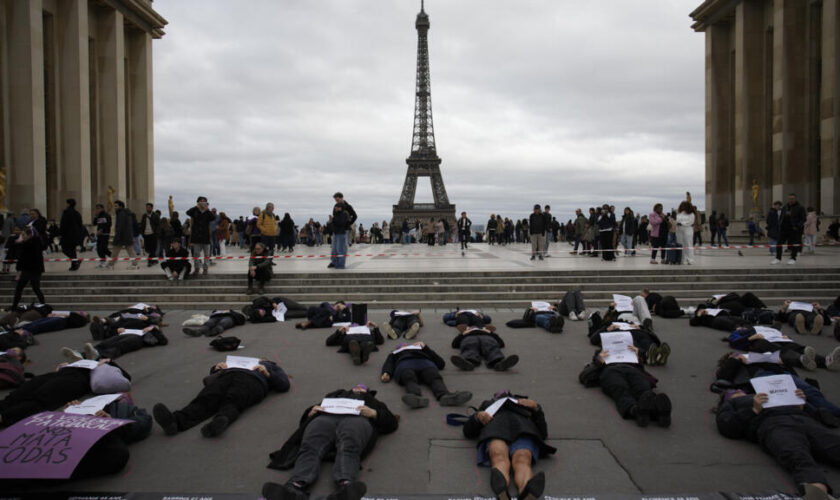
[0,0,166,222]
[691,0,840,220]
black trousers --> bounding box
[96,236,112,259]
[455,313,486,328]
[0,369,90,425]
[95,334,146,359]
[72,433,130,479]
[600,231,615,260]
[558,291,585,316]
[61,240,77,260]
[161,261,192,278]
[173,371,265,431]
[276,297,308,319]
[460,335,504,367]
[290,414,374,486]
[198,315,235,336]
[599,364,653,418]
[650,234,666,260]
[143,234,158,263]
[787,311,818,330]
[390,315,420,335]
[306,307,333,328]
[12,271,45,308]
[247,267,271,287]
[460,231,469,249]
[399,366,447,399]
[758,413,840,488]
[776,230,803,261]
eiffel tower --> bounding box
[392,1,456,231]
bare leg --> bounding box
[511,449,534,493]
[488,439,511,485]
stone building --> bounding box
[691,0,840,220]
[0,0,166,222]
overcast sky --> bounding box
[152,0,705,226]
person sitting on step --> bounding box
[247,241,274,295]
[380,341,472,409]
[161,238,191,281]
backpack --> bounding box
[741,308,775,325]
[210,336,241,351]
[578,363,602,388]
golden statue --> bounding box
[106,185,116,212]
[168,195,174,217]
[0,166,7,212]
[751,179,760,211]
[686,191,692,204]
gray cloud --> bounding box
[153,0,705,226]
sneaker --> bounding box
[800,346,818,371]
[795,313,807,335]
[382,323,398,339]
[577,309,587,321]
[492,355,519,372]
[646,344,659,366]
[811,315,824,335]
[450,355,475,371]
[657,342,671,366]
[405,322,420,339]
[83,343,100,361]
[787,258,796,265]
[152,403,178,436]
[182,327,202,337]
[262,482,308,500]
[61,347,84,362]
[635,391,655,427]
[200,415,230,437]
[326,480,366,500]
[825,346,840,371]
[568,311,578,321]
[654,393,672,428]
[439,391,472,407]
[401,393,429,409]
[348,340,362,365]
[517,471,545,500]
[770,259,781,264]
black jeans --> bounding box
[12,271,45,308]
[96,236,112,260]
[0,368,90,424]
[460,335,504,367]
[650,235,666,260]
[290,414,374,486]
[198,315,236,336]
[599,364,653,418]
[758,413,840,488]
[390,315,420,335]
[143,234,158,264]
[399,366,447,399]
[95,334,146,359]
[172,371,266,431]
[776,230,803,261]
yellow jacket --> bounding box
[257,211,278,236]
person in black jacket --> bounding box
[93,204,112,268]
[183,309,246,337]
[139,203,161,267]
[263,384,398,500]
[766,200,782,255]
[62,324,168,362]
[109,200,139,270]
[716,389,840,498]
[295,301,351,330]
[774,193,807,264]
[186,196,215,275]
[161,239,191,280]
[777,300,830,336]
[463,391,554,500]
[325,321,385,365]
[153,358,290,438]
[60,198,85,271]
[381,309,423,339]
[450,326,519,372]
[597,203,617,261]
[458,211,472,255]
[380,341,472,409]
[243,296,310,323]
[328,202,350,269]
[9,225,45,309]
[247,241,273,294]
[528,205,545,260]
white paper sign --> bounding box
[210,310,228,317]
[120,313,145,320]
[531,301,553,312]
[272,303,287,322]
[485,397,519,417]
[347,326,371,335]
[743,351,782,364]
[63,394,123,415]
[610,322,635,331]
[393,310,414,317]
[750,374,804,408]
[319,398,362,415]
[789,301,814,312]
[712,294,726,300]
[613,295,634,312]
[119,329,145,336]
[130,303,151,310]
[704,308,724,317]
[600,331,638,364]
[66,360,99,370]
[51,311,71,317]
[752,326,793,343]
[332,322,351,328]
[225,356,260,370]
[459,310,479,316]
[392,344,423,354]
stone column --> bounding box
[7,0,47,215]
[772,0,809,202]
[822,0,840,215]
[95,7,126,210]
[125,28,153,215]
[706,22,734,217]
[734,0,768,220]
[56,0,92,223]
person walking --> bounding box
[10,225,46,309]
[93,204,112,268]
[60,199,85,271]
[458,212,472,256]
[773,193,806,265]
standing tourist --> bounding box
[619,207,637,257]
[257,203,278,255]
[140,203,160,267]
[766,201,782,255]
[217,212,232,256]
[675,202,695,265]
[60,199,85,271]
[93,204,112,268]
[597,203,616,261]
[529,205,546,261]
[649,204,664,264]
[773,193,806,265]
[329,203,350,269]
[110,201,139,270]
[804,207,818,254]
[458,211,472,256]
[186,196,215,275]
[279,213,296,253]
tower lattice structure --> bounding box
[392,1,456,231]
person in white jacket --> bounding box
[675,201,696,265]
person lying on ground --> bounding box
[450,326,519,372]
[725,326,840,372]
[325,321,384,365]
[62,324,168,362]
[587,321,671,367]
[380,341,471,409]
[295,301,352,330]
[244,295,309,323]
[183,309,246,337]
[442,308,493,328]
[381,309,424,339]
[777,300,831,336]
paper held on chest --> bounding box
[704,308,724,317]
[743,351,782,364]
[347,325,371,335]
[713,294,726,300]
[225,355,261,370]
[788,301,814,312]
[485,397,519,417]
[612,295,634,312]
[392,344,422,354]
[320,398,362,415]
[393,310,414,317]
[66,360,99,370]
[531,301,553,312]
[63,393,124,415]
[332,322,352,328]
[51,311,71,316]
[752,326,793,343]
[610,322,635,331]
[459,310,479,316]
[273,303,287,322]
[750,374,804,408]
[600,331,638,364]
[130,303,152,311]
[120,329,145,336]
